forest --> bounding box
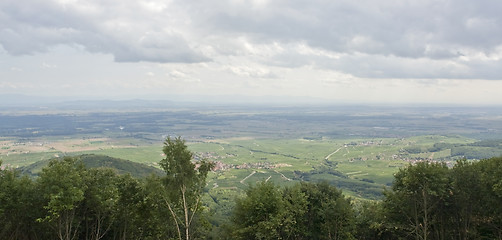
[1,137,502,240]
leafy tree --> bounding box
[81,168,119,240]
[383,161,451,240]
[110,173,177,240]
[37,157,88,240]
[474,157,502,238]
[111,174,148,240]
[159,136,214,240]
[450,159,481,239]
[0,160,47,239]
[231,181,284,240]
[353,201,394,240]
[298,181,355,240]
[378,157,502,239]
[279,184,309,239]
[143,174,180,239]
[229,181,355,240]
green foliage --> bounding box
[404,146,424,154]
[231,181,283,239]
[295,167,384,199]
[0,142,215,240]
[384,161,451,239]
[353,200,393,240]
[450,146,502,159]
[80,168,119,240]
[19,154,163,178]
[228,181,355,240]
[473,157,502,238]
[37,157,88,240]
[159,136,215,240]
[450,159,482,239]
[380,157,502,239]
[0,160,48,239]
[111,174,149,239]
[4,140,502,239]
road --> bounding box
[325,146,343,160]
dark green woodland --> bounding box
[1,137,502,240]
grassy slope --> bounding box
[17,154,164,178]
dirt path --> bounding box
[274,170,292,181]
[240,170,256,184]
[325,147,343,160]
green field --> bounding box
[3,133,500,200]
[2,105,502,202]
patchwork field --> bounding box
[3,133,499,200]
[2,104,502,201]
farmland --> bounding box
[1,102,502,200]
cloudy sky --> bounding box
[1,0,502,105]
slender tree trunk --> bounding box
[182,185,189,240]
[58,215,63,240]
[423,189,428,240]
[414,200,420,240]
[121,220,127,240]
[166,197,182,240]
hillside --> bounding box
[18,154,164,178]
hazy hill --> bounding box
[18,154,164,178]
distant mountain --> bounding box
[0,93,334,111]
[0,94,178,110]
[18,154,164,178]
[54,99,176,110]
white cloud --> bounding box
[0,0,207,63]
[188,0,502,79]
[42,62,57,68]
[1,0,502,104]
[225,65,276,78]
[3,0,502,74]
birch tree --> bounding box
[159,136,214,240]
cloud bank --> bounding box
[1,0,502,97]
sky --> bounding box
[1,0,502,105]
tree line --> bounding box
[0,137,213,240]
[374,158,502,240]
[1,137,502,239]
[220,157,502,240]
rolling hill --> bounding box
[18,154,164,178]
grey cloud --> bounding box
[332,55,502,80]
[198,0,502,59]
[266,46,502,80]
[192,0,502,79]
[2,0,502,79]
[110,31,210,63]
[0,0,208,63]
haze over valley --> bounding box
[2,100,502,199]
